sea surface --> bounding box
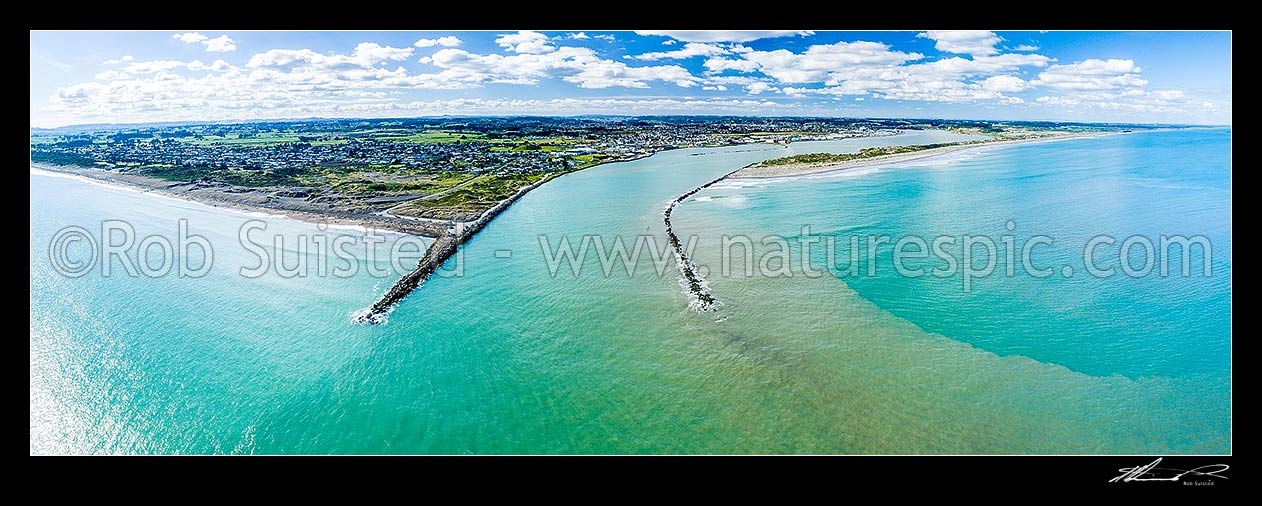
[30,128,1231,454]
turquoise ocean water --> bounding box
[30,128,1230,454]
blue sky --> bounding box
[29,30,1231,127]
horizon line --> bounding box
[29,113,1231,132]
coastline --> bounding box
[729,132,1107,179]
[32,129,1123,320]
[32,160,574,325]
[29,149,660,237]
[32,150,664,325]
[31,162,445,237]
[28,131,920,237]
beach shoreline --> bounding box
[729,132,1109,179]
[31,161,555,324]
[31,162,449,237]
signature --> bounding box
[1110,458,1229,483]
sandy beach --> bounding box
[31,163,447,237]
[730,132,1104,179]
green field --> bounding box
[137,165,319,187]
[308,139,350,146]
[163,130,487,147]
[392,172,552,219]
[379,131,486,144]
[489,141,572,153]
[133,160,490,191]
[332,172,476,194]
[572,153,613,169]
[179,133,303,147]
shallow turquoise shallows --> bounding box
[29,128,1231,454]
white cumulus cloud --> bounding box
[1035,59,1147,90]
[629,43,728,61]
[979,75,1030,93]
[203,36,236,52]
[172,32,208,44]
[634,30,812,43]
[703,57,761,73]
[414,36,462,48]
[917,30,1002,56]
[40,32,1222,126]
[172,32,236,52]
[495,30,555,54]
[739,41,923,83]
